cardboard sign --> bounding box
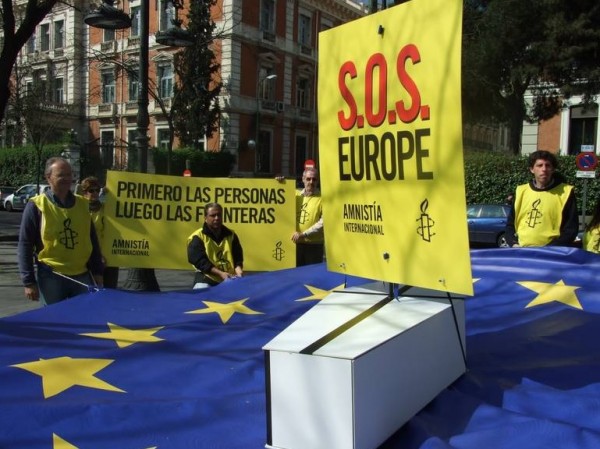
[317,0,472,295]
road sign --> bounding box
[576,152,598,171]
[304,159,315,169]
[183,169,192,177]
[576,170,596,178]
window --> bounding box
[131,6,141,37]
[159,0,176,31]
[104,28,115,42]
[100,130,115,168]
[298,13,311,46]
[157,64,174,98]
[128,69,139,102]
[54,20,64,49]
[53,78,64,103]
[27,36,35,53]
[258,68,276,101]
[260,0,275,32]
[40,23,50,51]
[256,129,272,173]
[101,71,116,103]
[568,105,598,155]
[157,128,170,149]
[296,77,310,109]
[295,135,308,179]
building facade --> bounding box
[6,0,364,179]
[522,93,600,156]
[2,2,87,149]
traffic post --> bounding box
[575,148,598,230]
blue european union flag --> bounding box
[2,247,600,448]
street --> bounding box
[0,209,195,318]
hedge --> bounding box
[2,145,598,215]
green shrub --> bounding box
[152,147,236,177]
[0,145,65,187]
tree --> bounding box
[0,0,62,125]
[171,0,222,148]
[462,0,600,154]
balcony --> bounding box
[53,48,64,57]
[299,44,313,57]
[259,99,277,111]
[127,36,140,48]
[261,30,276,43]
[98,103,116,116]
[101,41,117,53]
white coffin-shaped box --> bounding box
[263,283,466,449]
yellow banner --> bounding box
[102,171,296,271]
[318,0,472,295]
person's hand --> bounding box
[291,231,304,243]
[512,244,520,248]
[234,267,243,277]
[24,285,39,302]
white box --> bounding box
[263,283,466,449]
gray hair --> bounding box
[44,157,70,177]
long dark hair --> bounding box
[587,198,600,231]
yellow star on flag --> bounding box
[518,279,583,309]
[80,322,165,348]
[296,283,345,301]
[12,356,125,399]
[53,434,78,449]
[186,298,263,323]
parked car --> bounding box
[0,186,16,210]
[3,184,50,212]
[467,204,511,248]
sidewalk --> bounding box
[0,227,195,318]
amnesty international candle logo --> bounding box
[416,199,435,242]
[526,199,543,228]
[60,218,79,250]
[272,241,285,262]
[318,0,473,296]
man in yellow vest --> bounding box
[506,150,578,247]
[292,167,324,266]
[18,157,104,305]
[187,202,244,288]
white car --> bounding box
[3,184,50,212]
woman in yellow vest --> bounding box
[187,202,244,288]
[80,176,120,288]
[583,198,600,254]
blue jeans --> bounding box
[37,264,95,306]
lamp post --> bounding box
[85,0,192,291]
[255,73,277,173]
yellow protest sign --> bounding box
[102,171,296,271]
[318,0,472,295]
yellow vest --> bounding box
[583,226,600,253]
[296,191,323,244]
[31,194,93,275]
[514,183,573,247]
[90,207,105,243]
[187,228,236,284]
